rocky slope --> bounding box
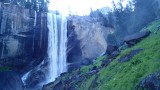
[43,19,160,90]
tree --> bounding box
[1,0,49,12]
[112,0,133,39]
[112,0,158,39]
[128,0,156,33]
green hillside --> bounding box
[43,19,160,90]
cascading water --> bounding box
[47,12,67,82]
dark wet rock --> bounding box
[42,69,98,90]
[111,51,120,58]
[136,70,160,90]
[124,31,151,46]
[67,63,81,72]
[67,27,82,64]
[101,59,112,67]
[118,48,144,63]
[92,66,97,70]
[52,81,63,90]
[42,77,68,90]
[81,59,93,65]
[119,40,125,46]
[106,45,118,55]
[86,70,98,75]
[23,59,49,89]
[119,43,128,50]
[25,70,46,88]
[60,72,68,77]
[0,71,24,90]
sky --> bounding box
[48,0,127,15]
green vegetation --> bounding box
[0,66,12,72]
[147,19,160,33]
[92,19,160,90]
[65,19,160,90]
[49,19,160,90]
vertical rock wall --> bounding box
[0,2,48,73]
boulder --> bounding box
[137,70,160,90]
[124,31,151,46]
[106,45,118,55]
[91,66,97,70]
[111,51,120,58]
[101,59,112,67]
[118,48,143,63]
[81,59,93,65]
[67,63,81,72]
[0,71,24,90]
[67,15,114,65]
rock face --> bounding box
[124,31,150,46]
[67,15,114,67]
[137,70,160,90]
[0,3,48,73]
[23,59,49,89]
[42,79,63,90]
[0,71,24,90]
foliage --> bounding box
[128,0,157,34]
[1,0,49,12]
[89,9,115,28]
[113,0,133,39]
[112,0,159,40]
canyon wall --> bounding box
[0,2,48,73]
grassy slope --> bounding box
[77,19,160,90]
[52,19,160,90]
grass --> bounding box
[55,19,160,90]
[86,75,96,90]
[76,19,160,90]
[95,20,160,90]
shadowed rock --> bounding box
[118,48,144,63]
[0,71,24,90]
[106,45,118,55]
[111,51,120,58]
[124,31,151,46]
[137,70,160,90]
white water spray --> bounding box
[47,12,67,82]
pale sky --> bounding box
[48,0,127,15]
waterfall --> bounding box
[47,12,67,82]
